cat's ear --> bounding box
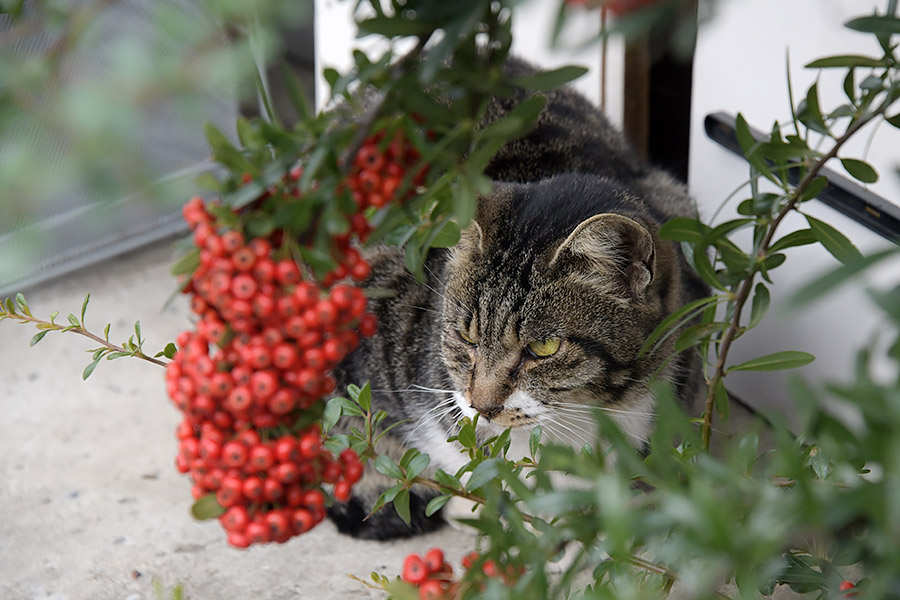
[458,219,485,255]
[550,213,656,296]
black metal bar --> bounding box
[704,111,900,244]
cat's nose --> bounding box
[471,403,501,421]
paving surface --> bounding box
[0,243,471,600]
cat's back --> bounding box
[484,58,697,224]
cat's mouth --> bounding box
[453,391,543,429]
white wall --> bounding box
[689,0,900,424]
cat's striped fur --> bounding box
[327,58,707,539]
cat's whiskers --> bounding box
[396,303,443,315]
[402,396,459,445]
[551,402,657,420]
[541,417,592,449]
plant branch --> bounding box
[2,310,168,368]
[700,99,893,449]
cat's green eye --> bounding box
[527,338,561,358]
[459,330,477,346]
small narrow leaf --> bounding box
[80,293,90,323]
[30,331,49,346]
[658,217,710,243]
[806,214,864,265]
[840,158,878,183]
[457,423,477,449]
[82,357,102,380]
[674,322,727,352]
[15,292,30,316]
[748,283,770,330]
[529,425,543,457]
[844,15,900,35]
[425,495,451,517]
[67,314,80,327]
[805,55,888,68]
[714,379,730,420]
[727,351,815,373]
[356,382,372,413]
[510,65,588,90]
[393,488,411,525]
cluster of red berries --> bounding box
[346,132,426,210]
[402,548,458,600]
[400,549,522,599]
[166,194,377,547]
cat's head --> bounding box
[440,173,689,448]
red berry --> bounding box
[276,260,302,285]
[291,508,315,534]
[231,274,257,299]
[263,478,284,502]
[216,476,243,507]
[418,580,446,600]
[244,521,268,545]
[220,506,250,533]
[358,313,377,337]
[333,480,352,502]
[264,510,291,540]
[402,554,428,585]
[241,476,265,502]
[298,433,320,459]
[424,548,445,574]
[250,370,278,400]
[249,445,275,471]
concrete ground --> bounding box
[0,243,471,600]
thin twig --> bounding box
[2,311,168,368]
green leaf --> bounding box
[805,214,864,265]
[886,113,900,129]
[529,425,543,457]
[203,122,253,175]
[510,65,588,90]
[692,248,727,291]
[30,331,49,347]
[839,158,878,183]
[393,488,411,525]
[170,248,200,277]
[674,322,727,352]
[82,357,101,380]
[425,494,451,517]
[748,283,770,330]
[714,379,729,421]
[769,229,818,253]
[427,220,461,249]
[805,55,888,68]
[434,469,463,490]
[321,397,344,434]
[800,176,829,202]
[375,455,405,480]
[844,15,900,35]
[191,493,225,520]
[155,343,177,359]
[15,292,30,316]
[638,295,719,358]
[406,453,431,481]
[727,351,815,373]
[658,217,709,243]
[798,82,829,134]
[466,458,501,492]
[457,422,477,449]
[3,297,16,315]
[356,382,372,413]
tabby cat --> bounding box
[328,58,708,539]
